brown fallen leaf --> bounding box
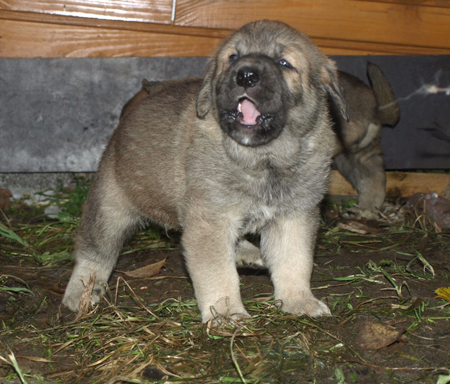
[337,220,381,234]
[123,258,167,279]
[406,192,450,230]
[0,188,12,211]
[356,320,407,350]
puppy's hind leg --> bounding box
[235,239,265,269]
[334,138,386,213]
[62,174,142,312]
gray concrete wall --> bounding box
[0,57,207,173]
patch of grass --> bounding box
[0,349,28,384]
[0,275,34,297]
[2,191,450,383]
[36,176,92,218]
[2,294,360,383]
[0,178,167,266]
[0,223,29,247]
[3,282,448,384]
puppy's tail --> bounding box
[367,62,400,127]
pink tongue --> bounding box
[240,99,261,125]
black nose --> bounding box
[236,67,260,88]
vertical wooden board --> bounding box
[174,0,450,50]
[0,0,173,23]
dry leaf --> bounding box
[74,273,95,321]
[0,189,12,211]
[337,220,381,234]
[124,258,167,278]
[435,287,450,302]
[356,320,406,350]
[18,356,53,363]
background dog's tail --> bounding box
[367,62,401,127]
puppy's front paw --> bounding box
[62,274,108,312]
[200,296,250,324]
[207,310,251,327]
[279,297,331,318]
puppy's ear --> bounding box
[321,60,349,122]
[197,58,217,119]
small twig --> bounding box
[117,276,160,320]
[230,325,247,383]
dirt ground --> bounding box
[1,195,450,384]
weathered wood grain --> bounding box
[0,0,173,23]
[329,171,450,197]
[175,0,450,50]
[1,14,449,58]
[357,0,450,7]
[0,19,223,57]
[1,0,450,57]
[0,9,233,38]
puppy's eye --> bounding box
[229,54,239,61]
[278,59,293,69]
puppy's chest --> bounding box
[235,170,297,233]
[241,204,278,234]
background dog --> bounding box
[62,20,349,322]
[332,63,400,214]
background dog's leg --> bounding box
[334,139,386,213]
[62,173,141,312]
[260,211,331,317]
[181,209,248,322]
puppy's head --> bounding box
[197,20,348,147]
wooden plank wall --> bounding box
[1,0,450,58]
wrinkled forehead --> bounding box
[221,24,315,69]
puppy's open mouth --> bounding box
[238,98,260,125]
[234,98,272,127]
[219,96,284,146]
